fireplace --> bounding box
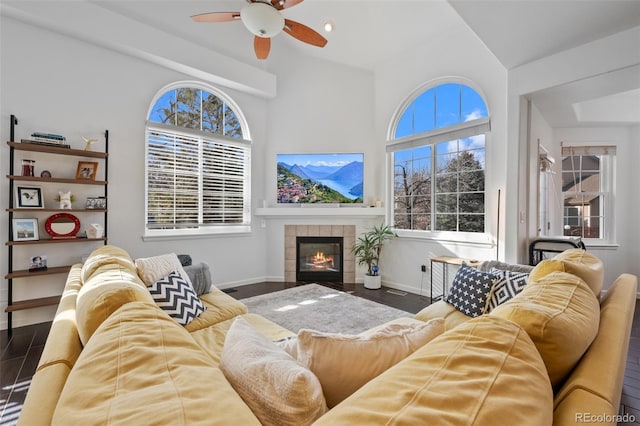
[296,236,343,282]
[284,225,355,283]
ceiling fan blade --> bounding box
[254,36,271,60]
[271,0,304,10]
[283,19,327,48]
[191,12,241,23]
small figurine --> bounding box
[82,137,98,151]
[86,224,104,239]
[58,191,73,209]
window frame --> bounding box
[144,81,252,240]
[560,144,616,244]
[387,79,492,244]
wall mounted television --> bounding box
[277,153,364,204]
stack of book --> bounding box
[21,132,71,148]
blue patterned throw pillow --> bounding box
[149,271,206,326]
[445,263,499,318]
[486,269,529,312]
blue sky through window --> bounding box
[392,82,488,233]
[149,91,174,123]
[395,83,487,139]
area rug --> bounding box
[240,284,412,334]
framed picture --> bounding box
[86,196,107,210]
[12,218,39,241]
[15,185,44,208]
[29,255,48,272]
[76,161,99,181]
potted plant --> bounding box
[352,223,397,289]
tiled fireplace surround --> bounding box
[284,224,356,283]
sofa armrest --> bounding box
[553,273,638,425]
[19,264,84,426]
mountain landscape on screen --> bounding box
[277,153,364,204]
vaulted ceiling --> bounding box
[3,0,640,127]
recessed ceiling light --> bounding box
[323,20,334,33]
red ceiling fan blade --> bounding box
[283,19,327,48]
[254,36,271,60]
[191,12,241,23]
[271,0,304,10]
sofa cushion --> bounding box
[134,252,194,288]
[191,313,295,365]
[219,317,327,426]
[490,271,600,389]
[52,302,261,426]
[148,271,206,326]
[414,300,471,330]
[184,286,249,332]
[445,263,498,317]
[529,258,564,281]
[313,315,553,425]
[294,318,444,408]
[76,260,153,346]
[485,269,529,312]
[529,249,604,298]
[80,245,139,283]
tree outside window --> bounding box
[146,85,250,236]
[390,82,489,233]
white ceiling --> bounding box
[5,0,640,127]
[93,0,640,128]
[449,0,640,70]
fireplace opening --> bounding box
[296,236,343,282]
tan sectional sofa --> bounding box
[19,245,637,425]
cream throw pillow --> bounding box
[297,318,445,408]
[219,317,327,426]
[134,253,193,288]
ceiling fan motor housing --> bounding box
[241,2,284,37]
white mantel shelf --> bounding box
[255,207,385,218]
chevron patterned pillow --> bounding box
[149,271,206,326]
[486,269,529,312]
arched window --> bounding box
[145,83,251,237]
[388,81,489,234]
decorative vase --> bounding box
[364,274,382,290]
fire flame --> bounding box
[308,251,334,269]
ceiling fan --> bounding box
[191,0,328,60]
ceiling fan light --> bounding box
[241,2,284,38]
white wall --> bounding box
[0,17,270,328]
[372,17,508,293]
[260,47,380,282]
[506,26,640,265]
[507,26,640,290]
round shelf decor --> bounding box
[45,213,80,239]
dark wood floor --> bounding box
[1,282,638,425]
